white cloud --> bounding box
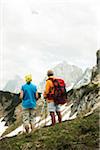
[0,0,100,89]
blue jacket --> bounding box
[21,83,37,109]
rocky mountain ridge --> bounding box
[68,50,100,117]
[0,50,99,135]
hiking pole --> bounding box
[37,110,43,128]
[44,99,47,126]
[37,99,47,128]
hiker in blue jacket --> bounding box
[19,74,38,133]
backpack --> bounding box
[47,78,67,104]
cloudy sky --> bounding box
[0,0,100,89]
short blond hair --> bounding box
[25,74,32,82]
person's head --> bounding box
[25,74,32,83]
[47,70,54,77]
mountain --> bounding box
[3,75,24,93]
[0,51,99,128]
[73,68,92,89]
[53,61,83,84]
[0,58,99,127]
[38,61,83,92]
[3,62,82,93]
[0,50,99,149]
[67,51,100,117]
[66,49,100,118]
[0,91,21,125]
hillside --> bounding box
[0,50,99,150]
[67,60,100,118]
[0,109,99,150]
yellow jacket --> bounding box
[43,76,54,103]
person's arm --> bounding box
[19,90,23,100]
[43,80,51,98]
[35,91,39,100]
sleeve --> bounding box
[35,85,37,92]
[43,80,51,98]
[19,86,24,100]
[21,85,24,91]
[34,85,37,93]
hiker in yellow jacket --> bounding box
[43,70,62,126]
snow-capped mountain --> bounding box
[0,50,100,139]
[3,75,24,93]
[73,68,92,89]
[3,62,83,93]
[38,61,83,92]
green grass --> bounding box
[0,109,99,150]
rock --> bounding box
[73,68,92,89]
[0,91,21,125]
[69,50,100,117]
[96,49,100,73]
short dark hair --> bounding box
[47,70,54,77]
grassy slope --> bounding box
[0,109,99,150]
